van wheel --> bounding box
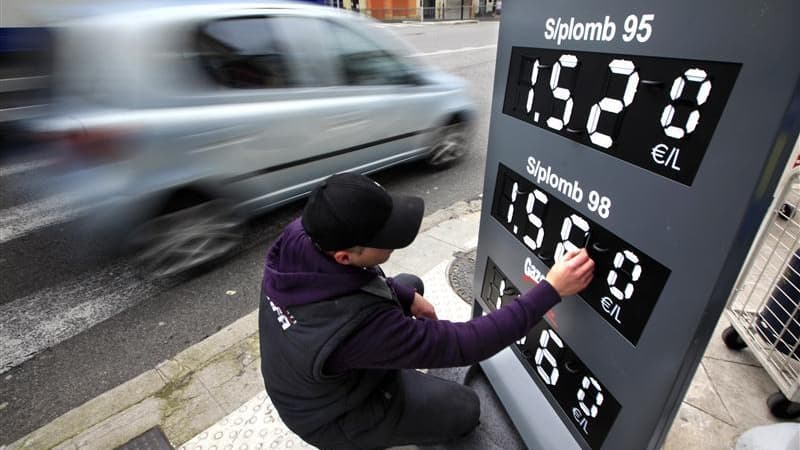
[129,199,243,278]
[426,123,466,168]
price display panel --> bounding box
[491,163,670,344]
[473,1,800,450]
[503,48,740,185]
[480,259,621,449]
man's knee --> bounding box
[393,273,424,296]
[436,383,480,439]
[455,387,481,436]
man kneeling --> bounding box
[259,173,594,449]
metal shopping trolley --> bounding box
[723,153,800,419]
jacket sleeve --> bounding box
[324,280,561,372]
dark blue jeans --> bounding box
[392,273,425,297]
[307,369,481,450]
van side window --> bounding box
[195,17,293,89]
[325,22,413,86]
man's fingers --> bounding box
[576,258,595,276]
[568,250,592,271]
[561,248,583,262]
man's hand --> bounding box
[545,248,595,297]
[410,293,438,320]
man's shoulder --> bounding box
[293,283,396,316]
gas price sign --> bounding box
[473,1,800,450]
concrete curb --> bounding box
[419,198,482,233]
[8,311,260,450]
[7,199,483,450]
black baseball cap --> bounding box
[302,173,425,251]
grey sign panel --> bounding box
[473,1,800,449]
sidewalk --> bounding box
[6,200,786,450]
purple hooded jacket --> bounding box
[262,218,562,372]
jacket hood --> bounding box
[262,218,378,307]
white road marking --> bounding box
[0,262,158,374]
[0,194,86,244]
[412,44,496,57]
[0,158,58,177]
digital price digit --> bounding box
[586,59,639,149]
[660,68,712,139]
[524,189,549,250]
[547,54,579,131]
[577,376,605,418]
[491,164,670,344]
[535,328,564,385]
[555,214,591,262]
[607,250,642,301]
[496,279,506,309]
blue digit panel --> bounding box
[503,47,741,185]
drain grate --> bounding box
[115,427,173,450]
[448,248,477,304]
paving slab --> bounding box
[391,234,461,276]
[703,357,781,431]
[160,373,226,446]
[684,362,735,425]
[704,315,762,367]
[194,336,263,414]
[424,213,481,250]
[662,402,741,450]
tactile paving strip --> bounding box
[179,392,314,450]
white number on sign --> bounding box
[523,189,549,251]
[505,182,519,234]
[534,329,564,385]
[496,280,506,310]
[586,59,640,149]
[606,250,642,300]
[555,214,591,262]
[660,68,712,139]
[577,376,604,418]
[547,54,579,131]
[526,59,542,121]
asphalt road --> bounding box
[0,20,501,444]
